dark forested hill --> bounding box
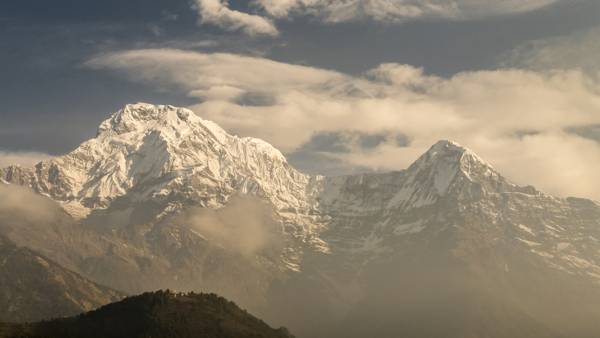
[0,291,294,338]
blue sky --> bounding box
[1,0,600,199]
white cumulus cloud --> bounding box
[193,0,279,36]
[86,48,600,200]
[85,49,343,101]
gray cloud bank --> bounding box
[193,0,279,37]
[255,0,559,22]
[505,25,600,75]
[192,0,560,36]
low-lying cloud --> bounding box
[0,184,62,226]
[0,151,52,168]
[181,195,282,257]
[87,48,600,200]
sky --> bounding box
[1,0,600,200]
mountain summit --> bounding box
[2,103,600,337]
[405,139,516,197]
[1,103,308,217]
[0,104,505,218]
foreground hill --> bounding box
[0,235,123,323]
[0,291,293,338]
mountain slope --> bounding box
[0,103,310,215]
[0,104,319,307]
[275,140,600,337]
[0,291,293,338]
[0,235,123,323]
[2,103,600,337]
[313,140,600,279]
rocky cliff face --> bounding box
[0,103,309,213]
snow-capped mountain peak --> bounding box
[97,103,229,143]
[403,139,505,198]
[413,140,495,175]
[103,103,289,164]
[0,103,304,214]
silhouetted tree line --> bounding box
[0,290,293,338]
